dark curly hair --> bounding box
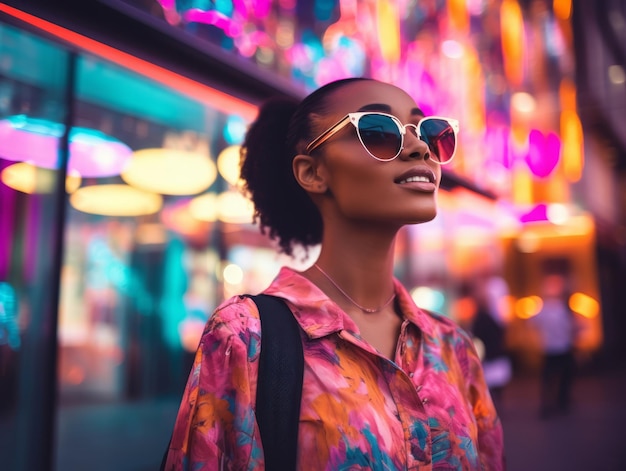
[240,77,371,256]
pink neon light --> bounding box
[484,122,512,168]
[157,0,175,9]
[254,0,271,18]
[183,9,243,37]
[520,203,548,223]
[0,116,132,178]
[525,129,561,178]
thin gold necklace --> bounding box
[313,263,396,313]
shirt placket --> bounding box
[395,320,433,470]
[338,327,433,470]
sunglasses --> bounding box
[306,111,459,163]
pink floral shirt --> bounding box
[164,267,505,470]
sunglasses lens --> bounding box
[356,114,402,160]
[420,118,456,163]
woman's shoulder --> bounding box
[213,294,260,319]
[420,308,474,344]
[202,295,261,339]
[419,309,482,379]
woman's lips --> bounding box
[394,168,437,192]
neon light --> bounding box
[519,203,548,223]
[500,0,525,86]
[0,3,258,121]
[377,0,400,63]
[448,0,470,32]
[569,292,599,318]
[553,0,572,20]
[0,282,21,349]
[526,129,561,178]
[560,110,583,182]
[515,296,543,319]
[0,115,132,177]
[182,9,243,37]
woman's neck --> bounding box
[308,224,398,310]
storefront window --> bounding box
[0,21,271,470]
[0,22,71,470]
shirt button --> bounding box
[422,398,429,404]
[409,372,414,378]
[416,385,422,392]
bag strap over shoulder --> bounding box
[160,294,304,471]
[248,294,304,471]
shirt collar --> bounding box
[264,266,436,339]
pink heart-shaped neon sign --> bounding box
[525,129,561,178]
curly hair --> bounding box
[240,77,371,256]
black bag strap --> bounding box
[249,294,304,471]
[159,294,304,471]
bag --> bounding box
[252,294,304,471]
[160,294,304,470]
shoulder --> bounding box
[211,295,261,324]
[199,295,262,350]
[422,308,473,343]
[419,309,479,374]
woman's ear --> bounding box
[293,154,328,194]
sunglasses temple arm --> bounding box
[306,116,352,154]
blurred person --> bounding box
[470,277,512,409]
[532,272,578,418]
[163,78,504,470]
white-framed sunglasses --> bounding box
[306,111,459,163]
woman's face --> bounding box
[311,80,443,228]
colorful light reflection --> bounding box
[0,115,132,177]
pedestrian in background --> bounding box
[532,271,578,418]
[470,277,512,410]
[163,77,505,470]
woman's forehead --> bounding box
[327,80,420,116]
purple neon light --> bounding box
[0,115,132,178]
[519,203,548,223]
[183,9,242,36]
[0,160,15,280]
[525,129,561,178]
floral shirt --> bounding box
[164,267,505,470]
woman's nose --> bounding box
[400,128,431,161]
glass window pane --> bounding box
[56,52,248,470]
[0,23,70,470]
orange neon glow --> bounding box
[377,0,401,63]
[447,0,469,32]
[464,49,486,133]
[515,295,542,319]
[500,0,525,87]
[553,0,572,20]
[559,78,577,111]
[512,161,534,205]
[557,78,583,181]
[453,297,477,323]
[0,3,258,121]
[510,120,528,148]
[569,292,600,319]
[560,110,584,182]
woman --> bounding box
[164,78,505,470]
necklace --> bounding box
[313,263,396,313]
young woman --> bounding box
[163,78,505,470]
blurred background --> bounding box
[0,0,624,470]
